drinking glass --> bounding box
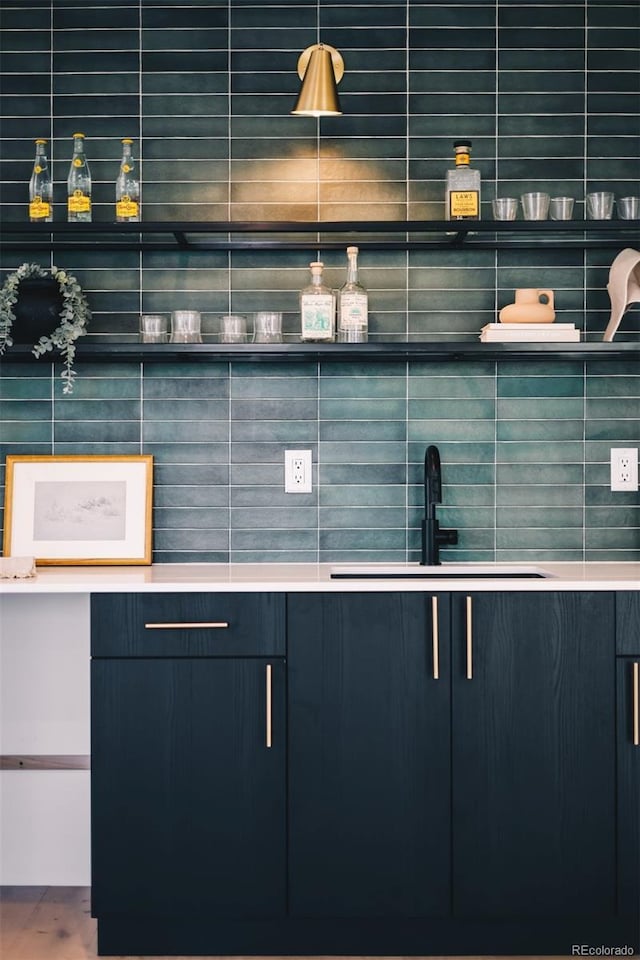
[140,314,169,343]
[220,314,248,343]
[617,196,640,220]
[586,191,614,220]
[170,310,202,343]
[520,192,550,221]
[549,197,575,221]
[492,197,518,221]
[253,311,283,343]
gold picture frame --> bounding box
[3,455,153,565]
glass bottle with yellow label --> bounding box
[67,133,92,222]
[445,140,480,221]
[115,138,140,222]
[29,138,53,222]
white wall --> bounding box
[0,593,91,884]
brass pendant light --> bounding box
[291,43,344,117]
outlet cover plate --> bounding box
[611,447,639,492]
[285,449,312,493]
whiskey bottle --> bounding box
[67,133,92,222]
[28,139,53,222]
[300,261,335,342]
[115,138,140,222]
[445,139,480,220]
[338,246,368,342]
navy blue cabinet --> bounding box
[90,588,637,956]
[288,591,451,919]
[91,593,286,951]
[451,592,616,920]
[616,593,640,947]
[288,590,635,953]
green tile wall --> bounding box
[0,0,639,561]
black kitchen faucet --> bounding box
[421,444,459,565]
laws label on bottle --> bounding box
[301,294,334,340]
[449,190,479,218]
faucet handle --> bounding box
[438,526,458,548]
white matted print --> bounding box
[3,455,153,565]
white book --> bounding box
[481,323,577,332]
[480,329,581,342]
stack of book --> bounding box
[480,323,580,343]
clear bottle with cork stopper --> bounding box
[338,246,368,342]
[445,139,481,220]
[300,261,335,342]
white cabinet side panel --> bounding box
[0,770,90,884]
[0,593,90,753]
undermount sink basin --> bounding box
[330,564,554,580]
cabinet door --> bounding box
[91,657,286,917]
[617,657,640,937]
[452,591,616,920]
[288,592,450,918]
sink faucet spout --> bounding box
[421,445,458,565]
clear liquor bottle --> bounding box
[338,246,368,342]
[67,133,92,222]
[445,140,481,220]
[300,261,335,342]
[115,138,140,222]
[29,138,53,222]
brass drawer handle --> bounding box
[431,595,440,680]
[266,664,272,749]
[144,621,230,630]
[466,596,473,680]
[633,662,639,748]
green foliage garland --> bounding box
[0,262,91,394]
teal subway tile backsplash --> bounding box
[1,0,639,561]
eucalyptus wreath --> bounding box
[0,262,91,394]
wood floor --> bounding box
[0,887,570,960]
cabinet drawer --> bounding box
[91,593,285,657]
[617,593,640,656]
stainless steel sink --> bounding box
[330,564,554,579]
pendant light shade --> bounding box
[292,43,344,117]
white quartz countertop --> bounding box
[0,561,638,594]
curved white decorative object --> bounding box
[603,247,640,341]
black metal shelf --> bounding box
[1,219,638,252]
[1,341,637,364]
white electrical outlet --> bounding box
[611,447,639,492]
[284,449,312,493]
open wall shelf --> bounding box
[1,219,638,253]
[1,341,638,364]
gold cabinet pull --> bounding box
[431,595,440,680]
[144,621,229,630]
[266,664,272,749]
[634,662,639,747]
[466,595,473,680]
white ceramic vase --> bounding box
[603,247,640,342]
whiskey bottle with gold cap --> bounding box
[67,133,92,222]
[115,138,140,222]
[445,139,480,220]
[29,138,53,222]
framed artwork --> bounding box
[2,455,153,565]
